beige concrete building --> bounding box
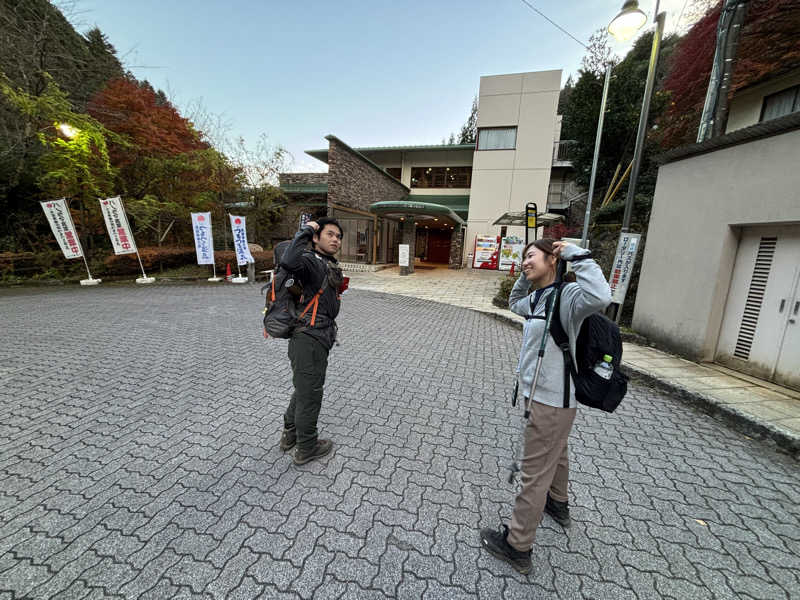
[466,70,562,259]
[633,67,800,391]
[280,69,575,269]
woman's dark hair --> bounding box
[315,217,343,238]
[521,237,576,282]
[522,237,557,260]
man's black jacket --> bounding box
[279,225,342,350]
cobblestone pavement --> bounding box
[347,266,518,324]
[1,285,799,600]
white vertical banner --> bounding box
[40,198,99,284]
[99,196,137,255]
[191,212,215,265]
[40,198,84,259]
[229,214,254,266]
[98,196,153,283]
[609,232,642,304]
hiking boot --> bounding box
[293,439,334,465]
[479,523,532,574]
[545,494,571,528]
[279,428,296,452]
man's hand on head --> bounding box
[306,221,320,232]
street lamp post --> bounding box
[619,7,666,233]
[606,0,667,321]
[581,0,651,249]
[580,63,612,248]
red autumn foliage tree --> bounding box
[730,0,800,94]
[86,76,227,245]
[657,0,800,150]
[88,76,209,164]
[656,3,722,149]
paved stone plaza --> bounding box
[1,284,799,599]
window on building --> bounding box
[410,166,472,188]
[385,167,401,180]
[760,85,800,122]
[477,127,517,150]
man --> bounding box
[278,217,344,465]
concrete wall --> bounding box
[466,70,561,264]
[726,69,800,133]
[326,137,408,212]
[632,128,800,360]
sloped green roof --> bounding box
[280,183,328,194]
[369,200,466,225]
[307,142,475,163]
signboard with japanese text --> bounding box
[99,196,137,255]
[40,199,83,259]
[473,235,500,270]
[398,244,410,267]
[229,214,254,266]
[609,232,641,304]
[499,235,524,271]
[191,212,215,265]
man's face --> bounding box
[314,224,342,256]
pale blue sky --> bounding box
[66,0,688,172]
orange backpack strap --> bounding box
[298,286,325,324]
[270,278,276,302]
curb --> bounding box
[479,306,799,459]
[624,365,799,459]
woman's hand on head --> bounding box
[551,241,573,258]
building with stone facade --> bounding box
[278,69,580,271]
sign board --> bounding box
[229,214,255,266]
[499,235,524,271]
[473,235,500,270]
[40,199,83,259]
[191,212,215,265]
[99,196,137,255]
[525,202,538,245]
[609,232,641,304]
[398,244,410,267]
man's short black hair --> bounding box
[315,217,343,238]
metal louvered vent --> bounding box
[733,237,777,360]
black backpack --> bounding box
[549,283,629,412]
[262,240,329,339]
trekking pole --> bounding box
[508,258,567,484]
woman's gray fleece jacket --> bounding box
[509,245,612,409]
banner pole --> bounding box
[136,251,148,279]
[80,253,95,282]
[65,198,99,286]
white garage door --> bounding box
[716,225,800,390]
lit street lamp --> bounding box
[56,122,80,139]
[581,1,651,248]
[617,0,666,234]
[608,0,648,42]
[606,0,667,322]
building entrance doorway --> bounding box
[426,230,452,263]
[716,224,800,391]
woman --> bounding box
[479,238,612,574]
